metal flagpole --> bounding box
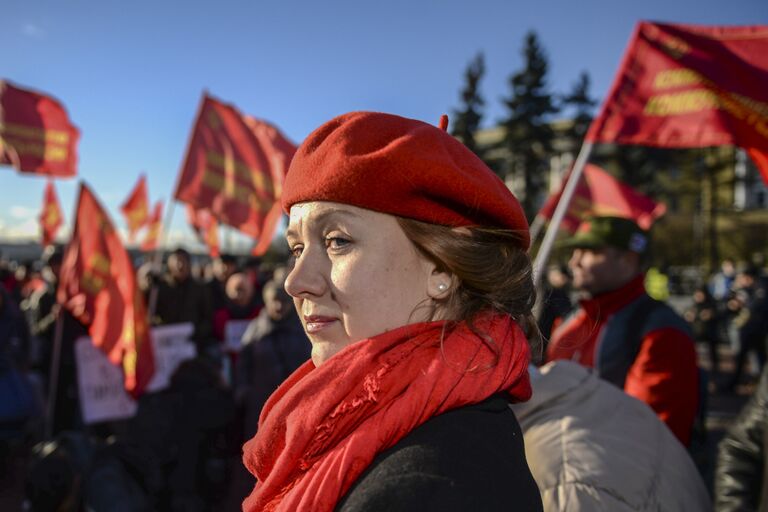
[532,141,594,289]
[44,314,64,439]
[528,215,545,250]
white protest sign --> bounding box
[145,323,197,392]
[75,337,138,424]
[224,319,251,353]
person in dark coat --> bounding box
[207,254,238,312]
[110,358,236,511]
[227,273,310,507]
[725,267,768,391]
[153,248,214,355]
[235,272,309,438]
[685,285,721,378]
[241,112,542,511]
[26,246,88,435]
[715,364,768,510]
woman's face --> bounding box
[285,202,443,366]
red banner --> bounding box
[539,164,666,232]
[586,22,768,183]
[186,205,220,258]
[58,183,154,396]
[39,180,63,246]
[174,94,295,247]
[0,80,79,177]
[120,175,149,241]
[140,201,163,252]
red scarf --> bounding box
[242,313,532,512]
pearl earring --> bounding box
[437,283,447,292]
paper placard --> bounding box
[224,319,251,353]
[75,337,138,424]
[145,323,197,392]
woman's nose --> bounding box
[284,249,327,299]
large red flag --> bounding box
[39,180,63,246]
[120,175,149,241]
[586,22,768,183]
[0,80,79,177]
[174,94,295,252]
[186,205,220,258]
[58,183,154,396]
[140,201,163,252]
[539,164,666,232]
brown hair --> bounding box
[397,217,541,358]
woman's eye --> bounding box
[289,245,304,258]
[325,236,351,251]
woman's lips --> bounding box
[304,315,337,333]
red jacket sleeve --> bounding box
[624,327,699,446]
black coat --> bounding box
[337,395,543,512]
[716,366,768,511]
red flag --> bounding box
[39,180,63,246]
[186,205,220,258]
[0,80,79,177]
[539,164,666,232]
[120,175,149,241]
[174,94,295,249]
[140,201,163,252]
[57,183,154,396]
[586,22,768,183]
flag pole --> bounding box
[528,214,545,250]
[532,141,594,288]
[147,199,177,318]
[44,313,64,439]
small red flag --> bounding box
[0,80,79,177]
[39,180,63,246]
[539,164,666,232]
[174,94,295,249]
[57,183,155,397]
[186,205,220,258]
[120,175,149,241]
[586,22,768,183]
[140,201,163,252]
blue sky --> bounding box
[2,0,766,251]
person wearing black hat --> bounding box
[546,216,699,447]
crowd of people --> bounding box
[0,247,311,510]
[0,109,766,511]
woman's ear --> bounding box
[427,268,453,299]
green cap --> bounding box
[558,216,649,254]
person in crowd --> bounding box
[25,246,88,435]
[109,358,236,511]
[235,270,309,438]
[512,360,711,511]
[710,258,737,302]
[716,364,768,510]
[228,271,310,506]
[685,285,721,380]
[725,266,768,391]
[152,248,214,355]
[537,264,572,342]
[208,254,239,311]
[213,272,262,342]
[240,111,542,511]
[546,216,699,446]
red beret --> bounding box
[282,111,530,249]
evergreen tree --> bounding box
[500,31,559,220]
[561,71,596,146]
[451,52,486,157]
